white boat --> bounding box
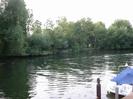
[107,63,133,96]
[107,78,132,96]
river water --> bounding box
[0,50,133,99]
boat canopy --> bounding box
[112,67,133,85]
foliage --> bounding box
[27,33,52,54]
[106,20,133,50]
[93,21,107,49]
[32,20,42,34]
[1,0,133,56]
[0,0,28,56]
[4,25,25,55]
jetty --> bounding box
[122,93,133,99]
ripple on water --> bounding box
[0,51,131,99]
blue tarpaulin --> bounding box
[112,67,133,85]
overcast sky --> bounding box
[25,0,133,27]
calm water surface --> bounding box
[0,51,133,99]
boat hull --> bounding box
[107,81,132,96]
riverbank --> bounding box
[1,48,133,59]
[0,51,53,59]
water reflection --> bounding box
[0,51,133,99]
[0,59,35,99]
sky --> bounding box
[25,0,133,27]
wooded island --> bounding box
[1,0,133,56]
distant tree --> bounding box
[44,19,54,30]
[26,9,34,34]
[107,19,133,49]
[43,19,55,49]
[93,21,107,49]
[32,20,42,34]
[54,17,71,49]
[72,18,94,49]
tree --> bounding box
[3,0,28,33]
[54,17,72,49]
[26,9,34,34]
[44,19,54,30]
[72,18,94,49]
[107,19,133,49]
[0,0,8,54]
[32,20,42,34]
[4,25,25,55]
[0,0,28,55]
[93,21,107,49]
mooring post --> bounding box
[115,86,119,99]
[132,85,133,92]
[96,78,101,99]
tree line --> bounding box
[0,0,133,56]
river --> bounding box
[0,50,133,99]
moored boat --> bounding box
[107,80,132,96]
[107,64,133,96]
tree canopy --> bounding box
[0,0,28,56]
[1,0,133,56]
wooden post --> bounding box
[132,85,133,92]
[115,86,119,99]
[96,78,101,99]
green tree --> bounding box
[93,21,107,49]
[107,19,133,49]
[26,9,34,34]
[0,0,8,54]
[53,17,71,49]
[32,20,42,34]
[72,18,94,49]
[0,0,28,55]
[5,25,25,55]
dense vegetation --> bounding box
[1,0,133,56]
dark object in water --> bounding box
[96,78,101,99]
